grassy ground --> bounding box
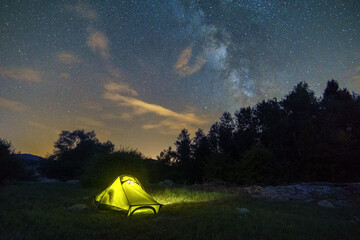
[0,182,359,240]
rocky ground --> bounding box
[191,181,360,209]
[249,183,360,208]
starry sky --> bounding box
[1,0,360,158]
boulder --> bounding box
[159,179,174,186]
[237,208,250,214]
[66,179,80,184]
[38,178,60,183]
[317,200,336,208]
[68,204,88,212]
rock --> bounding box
[38,178,60,183]
[163,179,174,186]
[276,196,290,201]
[159,179,174,186]
[237,208,250,214]
[334,200,352,208]
[317,200,336,208]
[66,179,80,184]
[245,186,263,194]
[259,186,278,199]
[68,204,88,212]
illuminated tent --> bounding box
[94,175,162,216]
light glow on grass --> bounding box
[151,187,234,205]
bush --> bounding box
[0,138,26,183]
[203,153,234,182]
[81,149,150,188]
[40,130,114,180]
[232,147,280,185]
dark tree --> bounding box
[191,128,210,182]
[217,112,235,153]
[207,122,219,154]
[174,129,192,181]
[317,80,360,181]
[0,138,25,183]
[41,130,114,180]
[323,79,340,100]
[233,107,257,155]
[157,146,176,165]
[159,80,360,184]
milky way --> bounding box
[1,0,360,157]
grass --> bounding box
[0,182,359,240]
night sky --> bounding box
[1,0,360,158]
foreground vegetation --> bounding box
[1,182,359,240]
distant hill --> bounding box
[15,154,44,162]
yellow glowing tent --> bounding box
[94,175,162,216]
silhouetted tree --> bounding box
[191,128,210,182]
[0,138,25,183]
[218,112,234,153]
[163,80,360,184]
[207,122,219,154]
[174,129,193,181]
[41,130,114,180]
[317,80,360,181]
[157,146,176,165]
[233,107,257,155]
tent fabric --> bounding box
[94,175,162,216]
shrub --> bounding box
[81,149,150,188]
[232,147,280,185]
[40,130,114,180]
[203,153,234,182]
[0,138,25,183]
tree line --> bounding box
[1,80,359,186]
[158,80,360,184]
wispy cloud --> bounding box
[103,82,208,133]
[174,45,206,77]
[57,52,80,64]
[101,113,133,121]
[104,82,138,96]
[66,3,98,20]
[142,118,197,134]
[74,3,99,20]
[27,121,59,134]
[87,30,110,59]
[76,116,105,128]
[82,101,103,111]
[0,97,28,112]
[0,67,44,82]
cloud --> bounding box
[104,82,138,96]
[174,45,206,77]
[73,3,99,20]
[87,31,110,59]
[76,116,104,127]
[0,97,28,112]
[1,67,44,82]
[103,82,208,133]
[82,101,103,111]
[57,52,80,64]
[142,118,198,134]
[102,113,133,120]
[27,121,59,134]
